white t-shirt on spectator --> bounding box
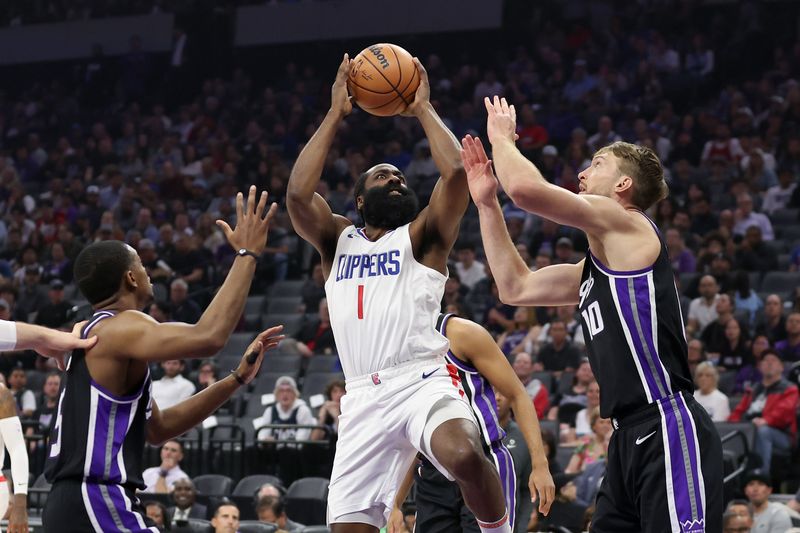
[141,465,189,493]
[17,389,36,413]
[688,296,719,333]
[257,399,316,442]
[732,213,774,240]
[455,261,487,291]
[693,389,730,422]
[151,375,196,410]
[574,408,592,437]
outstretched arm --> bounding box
[146,327,283,445]
[449,317,554,516]
[287,54,353,266]
[484,96,631,236]
[109,187,278,362]
[406,59,468,256]
[461,136,581,306]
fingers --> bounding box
[412,57,428,81]
[500,96,510,115]
[484,96,495,115]
[263,202,278,225]
[215,220,233,239]
[246,185,257,215]
[80,335,98,349]
[235,191,243,223]
[72,321,87,335]
[509,103,516,123]
[256,190,268,219]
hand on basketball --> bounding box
[331,53,353,118]
[234,326,285,385]
[485,96,518,146]
[461,135,498,207]
[529,467,555,516]
[216,186,277,256]
[400,57,430,117]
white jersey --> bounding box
[325,223,449,378]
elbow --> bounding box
[505,182,536,207]
[146,425,167,447]
[497,284,522,306]
[195,329,226,357]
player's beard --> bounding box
[361,184,419,229]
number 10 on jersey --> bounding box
[582,301,605,339]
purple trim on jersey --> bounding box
[90,396,111,480]
[82,311,115,339]
[86,482,151,532]
[108,401,132,482]
[662,395,704,532]
[632,275,672,394]
[490,441,516,528]
[106,484,144,531]
[85,483,118,531]
[439,314,478,373]
[90,379,146,402]
[468,373,502,443]
[590,251,654,276]
[355,227,395,242]
[614,277,663,400]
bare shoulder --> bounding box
[595,209,661,270]
[0,384,18,419]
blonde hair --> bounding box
[694,361,719,387]
[595,141,668,210]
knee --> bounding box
[441,440,487,481]
[756,425,773,438]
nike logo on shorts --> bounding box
[635,430,657,445]
[421,368,440,379]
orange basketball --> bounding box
[348,43,420,117]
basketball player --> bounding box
[0,320,97,369]
[43,187,285,533]
[388,313,555,533]
[0,383,28,533]
[461,97,722,533]
[287,56,527,533]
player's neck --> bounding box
[361,224,392,241]
[93,292,140,314]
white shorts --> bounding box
[326,357,476,527]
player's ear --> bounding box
[124,269,138,290]
[615,175,633,194]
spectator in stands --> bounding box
[572,380,600,441]
[312,379,344,441]
[168,478,207,524]
[454,240,486,291]
[743,470,793,532]
[148,301,172,323]
[717,318,751,373]
[762,166,797,214]
[701,294,736,358]
[790,487,800,513]
[565,407,610,474]
[534,472,585,533]
[729,351,799,471]
[755,294,787,344]
[440,270,473,320]
[537,321,582,376]
[8,367,35,417]
[687,339,706,377]
[194,360,218,392]
[152,359,196,409]
[722,509,752,533]
[666,228,696,274]
[256,495,304,531]
[30,371,60,434]
[143,500,168,531]
[512,352,549,418]
[296,298,336,357]
[169,279,201,324]
[587,115,621,153]
[693,362,731,422]
[34,279,71,329]
[550,359,593,428]
[257,376,315,443]
[775,312,800,363]
[535,305,584,349]
[496,307,535,357]
[15,265,48,322]
[540,428,562,476]
[733,193,775,241]
[139,238,172,289]
[211,502,240,533]
[255,483,283,500]
[301,263,326,313]
[735,226,778,273]
[553,237,577,265]
[732,271,762,326]
[142,440,189,493]
[41,242,72,284]
[688,275,720,337]
[735,334,769,394]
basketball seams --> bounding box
[349,43,420,116]
[347,78,396,95]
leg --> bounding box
[755,425,792,472]
[429,418,506,523]
[415,461,465,533]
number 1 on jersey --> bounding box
[358,285,364,319]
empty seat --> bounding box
[267,296,304,314]
[285,477,329,525]
[233,475,285,497]
[184,519,214,533]
[246,295,266,315]
[220,333,257,357]
[268,280,306,298]
[251,372,284,396]
[302,373,344,397]
[532,372,554,393]
[239,521,278,533]
[193,474,233,497]
[265,354,303,375]
[298,527,331,533]
[760,272,800,296]
[771,208,799,225]
[718,371,737,396]
[306,355,341,374]
[262,313,305,338]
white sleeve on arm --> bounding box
[0,417,28,495]
[0,320,17,351]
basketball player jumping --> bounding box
[462,97,722,533]
[287,56,544,533]
[389,312,554,533]
[43,187,285,533]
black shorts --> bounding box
[414,459,480,533]
[43,479,158,533]
[592,392,723,533]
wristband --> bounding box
[230,370,246,386]
[159,469,168,477]
[236,248,259,261]
[0,320,17,351]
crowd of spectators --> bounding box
[1,0,800,530]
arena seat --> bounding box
[238,521,278,533]
[532,372,554,393]
[760,272,800,297]
[221,333,257,357]
[268,281,306,298]
[305,355,341,374]
[264,354,303,375]
[717,371,737,396]
[233,475,285,497]
[302,373,344,398]
[298,527,331,533]
[267,296,303,314]
[183,519,214,533]
[285,477,329,525]
[261,313,304,337]
[193,474,233,497]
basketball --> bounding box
[348,43,420,116]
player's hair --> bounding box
[353,171,369,221]
[74,241,136,304]
[595,141,668,210]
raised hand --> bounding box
[460,135,499,208]
[333,53,353,118]
[485,96,518,146]
[401,57,430,117]
[235,326,285,385]
[216,186,277,256]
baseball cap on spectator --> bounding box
[542,145,558,157]
[744,469,771,487]
[49,279,65,290]
[274,376,299,395]
[87,185,100,195]
[556,237,573,248]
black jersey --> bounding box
[578,215,693,419]
[45,311,153,490]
